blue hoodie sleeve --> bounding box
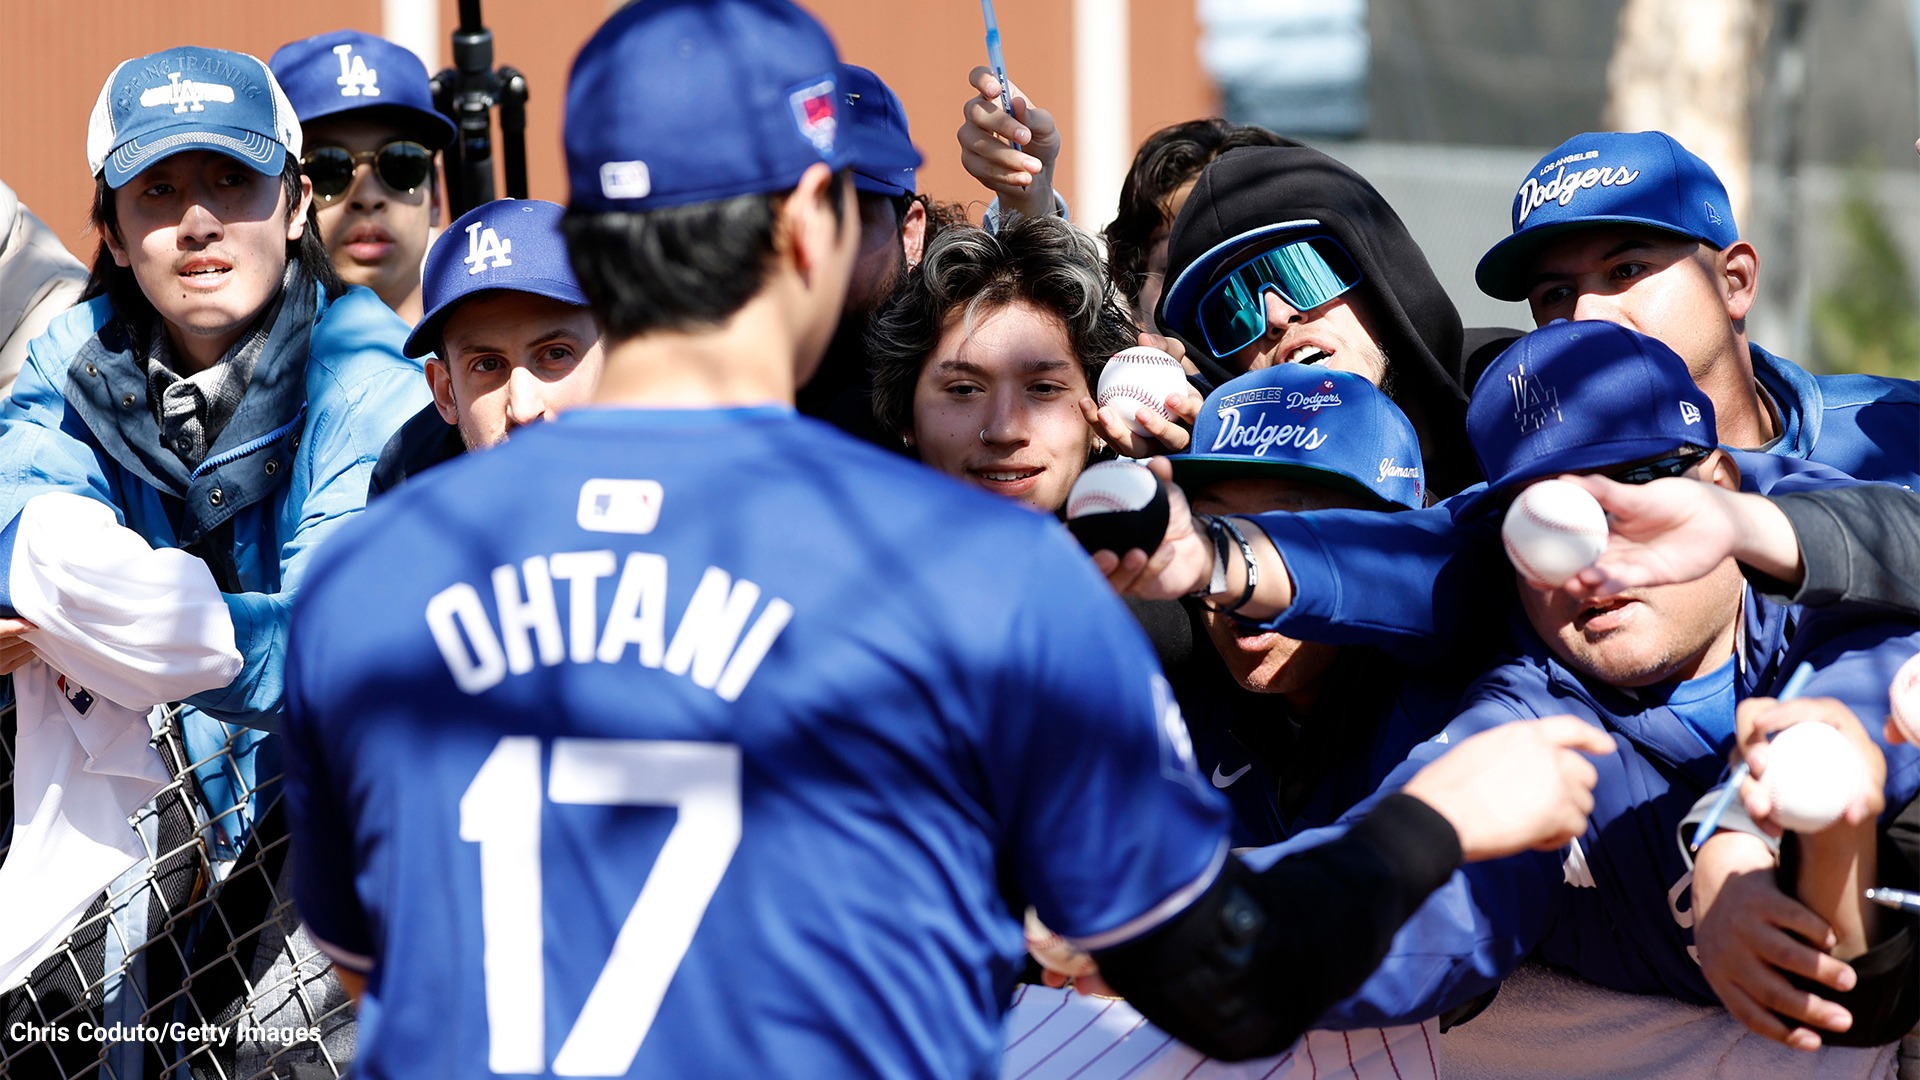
[1241,687,1566,1029]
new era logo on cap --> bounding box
[87,46,300,189]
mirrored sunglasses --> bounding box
[1196,235,1363,359]
[301,140,434,201]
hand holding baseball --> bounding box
[1401,717,1614,862]
[1555,474,1800,601]
[1735,696,1884,834]
[1091,458,1212,599]
[1081,345,1201,457]
[956,66,1059,222]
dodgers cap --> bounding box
[1464,319,1717,511]
[840,63,921,197]
[1475,131,1740,302]
[565,0,853,212]
[87,47,301,189]
[1172,365,1425,510]
[269,30,456,150]
[405,199,589,359]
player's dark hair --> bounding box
[867,214,1138,440]
[1103,119,1290,308]
[83,157,345,342]
[562,170,852,342]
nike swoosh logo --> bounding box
[1211,763,1252,789]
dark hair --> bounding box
[563,170,851,342]
[867,214,1137,439]
[1102,119,1290,305]
[83,157,343,342]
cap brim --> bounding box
[1474,218,1714,302]
[851,168,915,197]
[103,129,285,188]
[1455,434,1714,518]
[1168,454,1404,509]
[1159,219,1322,343]
[404,278,592,359]
[300,102,457,151]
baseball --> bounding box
[1762,721,1869,833]
[1891,652,1920,745]
[1024,907,1098,979]
[1502,479,1608,588]
[1065,460,1170,555]
[1096,346,1189,438]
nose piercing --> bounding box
[979,428,990,445]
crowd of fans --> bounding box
[0,1,1915,1077]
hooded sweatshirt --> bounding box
[1158,144,1490,497]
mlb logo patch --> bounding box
[788,78,837,155]
[577,479,664,535]
[56,675,94,716]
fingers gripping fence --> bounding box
[0,704,354,1079]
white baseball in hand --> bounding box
[1096,346,1188,438]
[1763,721,1869,833]
[1502,479,1608,587]
[1890,651,1920,746]
[1024,907,1097,979]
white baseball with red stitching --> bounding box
[1023,907,1098,978]
[1096,346,1188,438]
[1763,721,1868,833]
[1890,652,1920,746]
[1066,460,1158,520]
[1501,479,1607,587]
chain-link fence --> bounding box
[0,704,354,1079]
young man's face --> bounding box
[1188,476,1373,694]
[1515,453,1744,688]
[106,150,307,371]
[1521,225,1734,384]
[304,116,440,320]
[909,300,1094,514]
[1231,290,1388,385]
[428,291,605,450]
[1133,178,1197,332]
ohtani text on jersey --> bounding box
[425,552,793,701]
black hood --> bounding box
[1158,144,1482,497]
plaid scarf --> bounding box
[142,264,295,471]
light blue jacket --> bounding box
[0,283,425,850]
[0,284,424,853]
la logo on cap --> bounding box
[333,43,380,98]
[464,220,512,275]
[1507,362,1563,434]
[141,72,235,114]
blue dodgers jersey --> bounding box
[283,408,1229,1079]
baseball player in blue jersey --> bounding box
[280,3,1613,1076]
[1253,322,1920,1069]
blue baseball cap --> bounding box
[86,47,301,189]
[269,31,455,150]
[1464,320,1717,510]
[1172,365,1425,510]
[565,0,853,212]
[405,200,589,359]
[1475,131,1740,301]
[840,64,920,198]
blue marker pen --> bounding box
[981,0,1021,150]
